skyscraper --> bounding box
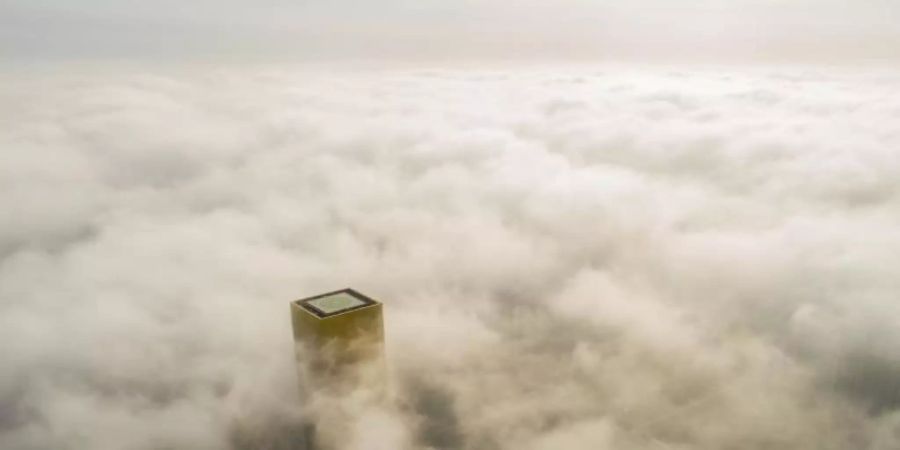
[291,288,385,388]
[290,289,386,449]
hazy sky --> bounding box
[3,0,900,63]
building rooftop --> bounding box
[296,288,379,318]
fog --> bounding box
[2,65,900,449]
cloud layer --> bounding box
[2,65,900,449]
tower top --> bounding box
[295,288,379,319]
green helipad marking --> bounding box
[307,293,366,315]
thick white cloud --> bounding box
[2,65,900,449]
